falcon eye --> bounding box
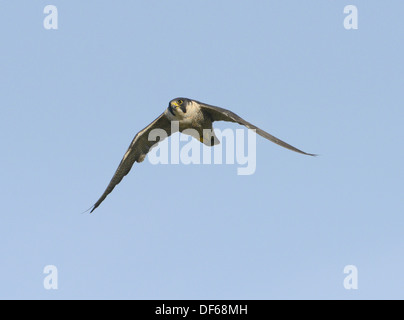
[177,100,184,105]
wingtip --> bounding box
[80,204,98,214]
[80,207,93,214]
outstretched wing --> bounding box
[199,102,316,156]
[90,113,172,213]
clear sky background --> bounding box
[0,0,403,299]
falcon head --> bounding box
[166,98,191,119]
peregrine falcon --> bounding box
[89,97,316,213]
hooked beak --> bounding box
[168,102,178,116]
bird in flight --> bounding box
[89,98,316,213]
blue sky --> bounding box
[0,0,403,299]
